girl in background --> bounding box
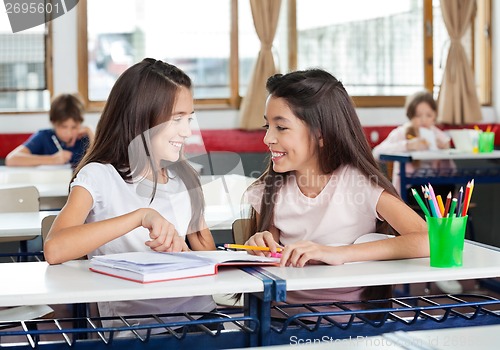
[372,90,454,194]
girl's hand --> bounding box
[280,241,345,267]
[245,231,282,256]
[141,208,188,252]
[437,138,451,149]
[406,137,429,151]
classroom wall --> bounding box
[0,4,498,133]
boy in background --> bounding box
[6,93,93,167]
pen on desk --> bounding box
[223,244,283,253]
[51,135,63,152]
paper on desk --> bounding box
[419,127,438,150]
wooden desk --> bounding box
[378,150,500,201]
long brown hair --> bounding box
[246,69,399,302]
[73,58,205,237]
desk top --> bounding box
[2,242,498,308]
[0,203,240,239]
[0,165,73,184]
[0,211,58,238]
[0,183,69,198]
[261,241,500,292]
[379,150,500,161]
[0,260,263,307]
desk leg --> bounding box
[399,161,408,202]
[72,303,88,340]
[241,267,277,347]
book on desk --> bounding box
[89,250,279,283]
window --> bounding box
[0,12,51,113]
[292,0,491,106]
[79,0,491,109]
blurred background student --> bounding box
[6,93,94,167]
[373,90,454,195]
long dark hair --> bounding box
[246,69,400,302]
[73,58,205,237]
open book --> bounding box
[89,250,280,284]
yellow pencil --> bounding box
[224,244,283,252]
[436,195,445,217]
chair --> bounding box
[232,218,251,245]
[0,186,40,252]
[41,214,57,243]
[212,218,251,308]
[0,186,54,322]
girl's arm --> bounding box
[280,191,429,267]
[187,223,216,251]
[336,191,429,262]
[44,186,186,264]
[372,127,409,160]
[5,145,71,166]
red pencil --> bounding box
[443,191,452,217]
[461,180,473,217]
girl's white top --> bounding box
[246,165,384,305]
[72,163,216,331]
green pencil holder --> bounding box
[426,215,467,268]
[478,132,495,153]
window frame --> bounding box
[78,0,241,112]
[77,0,491,111]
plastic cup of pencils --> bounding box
[478,132,495,153]
[426,215,468,268]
